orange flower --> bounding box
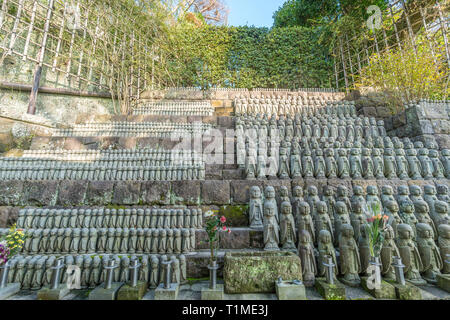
[383,215,389,222]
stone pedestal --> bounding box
[201,284,224,300]
[0,283,20,300]
[37,284,70,300]
[339,277,360,288]
[385,280,422,300]
[275,281,306,300]
[117,281,148,300]
[361,277,396,299]
[88,283,124,300]
[315,278,346,300]
[154,283,179,300]
[436,274,450,293]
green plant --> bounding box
[203,210,230,265]
[365,203,389,257]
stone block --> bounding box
[363,107,377,118]
[57,181,87,206]
[112,182,141,205]
[361,277,396,299]
[327,179,352,195]
[141,181,171,205]
[219,228,250,249]
[118,137,137,149]
[201,180,230,205]
[29,136,51,150]
[37,284,71,300]
[436,274,450,293]
[0,207,10,228]
[0,283,20,300]
[205,164,223,180]
[223,251,302,294]
[154,283,179,300]
[230,180,264,204]
[195,230,210,250]
[117,281,148,300]
[217,116,234,129]
[275,281,306,300]
[434,134,450,149]
[377,107,393,118]
[85,181,114,205]
[384,117,393,132]
[249,229,264,248]
[63,138,86,150]
[0,181,23,206]
[222,169,243,180]
[418,120,434,135]
[393,112,407,128]
[171,181,201,205]
[89,283,124,300]
[211,100,224,108]
[315,279,346,300]
[23,181,59,206]
[219,205,248,227]
[201,284,224,300]
[385,280,422,300]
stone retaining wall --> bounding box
[385,103,450,149]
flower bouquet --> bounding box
[365,203,389,258]
[204,210,231,265]
[0,224,26,266]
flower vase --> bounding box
[207,260,219,290]
[369,256,382,289]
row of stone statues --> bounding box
[235,101,356,117]
[53,122,212,138]
[6,254,187,290]
[132,101,214,116]
[17,207,204,230]
[242,145,449,181]
[253,184,449,286]
[236,114,387,140]
[0,163,206,181]
[9,227,197,255]
[252,184,449,247]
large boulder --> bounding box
[223,251,302,294]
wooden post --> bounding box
[28,0,54,115]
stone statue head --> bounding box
[299,230,312,244]
[319,230,332,244]
[264,201,276,217]
[317,201,327,214]
[438,224,450,239]
[281,201,292,215]
[264,186,276,199]
[417,223,434,239]
[367,185,378,196]
[398,224,413,240]
[384,225,394,240]
[386,200,399,213]
[437,185,449,195]
[341,224,354,238]
[401,200,415,214]
[307,186,318,196]
[409,185,422,196]
[323,186,334,196]
[435,201,449,214]
[280,186,289,197]
[382,185,394,195]
[293,186,303,198]
[424,185,436,195]
[337,185,348,197]
[398,185,409,196]
[335,201,347,215]
[353,186,363,196]
[299,202,310,216]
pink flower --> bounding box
[220,216,227,223]
[222,226,227,231]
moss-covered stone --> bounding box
[117,281,148,300]
[385,280,422,300]
[315,278,346,300]
[219,205,249,227]
[361,277,396,299]
[223,251,302,294]
[436,274,450,293]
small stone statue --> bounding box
[317,230,338,280]
[358,225,371,275]
[396,224,426,285]
[263,202,280,251]
[297,201,315,245]
[438,224,450,274]
[338,224,361,286]
[372,149,385,179]
[337,149,350,178]
[361,148,374,179]
[315,201,334,246]
[380,225,400,281]
[414,200,438,240]
[298,230,317,287]
[416,223,443,283]
[280,201,297,251]
[264,186,278,222]
[418,148,434,180]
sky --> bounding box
[226,0,287,28]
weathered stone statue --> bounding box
[263,201,280,251]
[438,224,450,274]
[360,148,374,179]
[414,200,438,240]
[395,148,409,180]
[410,185,425,203]
[278,148,290,179]
[334,201,351,246]
[399,200,418,239]
[416,223,443,283]
[298,230,317,287]
[349,148,362,179]
[418,148,434,180]
[297,201,315,245]
[280,201,297,251]
[317,230,338,280]
[433,201,450,228]
[358,225,371,275]
[429,150,445,178]
[325,148,337,178]
[380,225,400,281]
[248,186,264,230]
[149,256,159,288]
[322,186,336,227]
[306,185,321,221]
[339,224,361,286]
[314,149,326,178]
[290,147,302,178]
[302,148,314,178]
[337,149,350,178]
[372,148,385,179]
[441,149,450,178]
[396,224,426,285]
[264,186,279,223]
[385,200,402,238]
[315,201,334,246]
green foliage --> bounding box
[356,35,450,108]
[161,25,333,89]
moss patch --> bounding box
[219,205,249,227]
